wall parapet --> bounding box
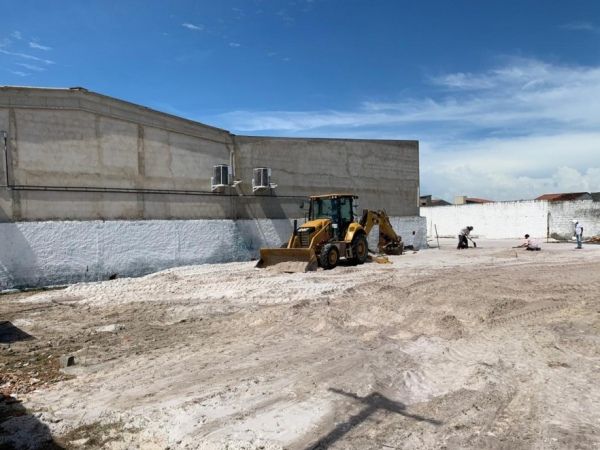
[0,86,231,143]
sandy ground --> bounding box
[2,238,600,449]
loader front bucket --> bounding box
[255,248,318,272]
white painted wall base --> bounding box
[0,216,426,289]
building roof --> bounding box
[465,197,492,204]
[535,192,590,201]
[420,195,451,207]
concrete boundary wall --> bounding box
[0,216,426,290]
[421,200,600,240]
[0,87,419,221]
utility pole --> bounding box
[1,130,8,187]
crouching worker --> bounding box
[457,226,474,249]
[515,234,541,251]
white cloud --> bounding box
[229,42,241,47]
[16,62,45,72]
[560,21,599,32]
[430,72,496,90]
[182,22,204,31]
[9,70,28,77]
[217,59,600,133]
[29,41,52,51]
[276,9,294,23]
[0,48,54,64]
[210,58,600,200]
[11,31,22,40]
[421,133,600,201]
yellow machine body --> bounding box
[256,194,402,272]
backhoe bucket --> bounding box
[255,248,318,272]
[382,242,403,255]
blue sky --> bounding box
[2,0,600,201]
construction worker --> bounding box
[574,220,584,249]
[514,234,541,251]
[457,226,474,249]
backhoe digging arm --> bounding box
[359,210,404,255]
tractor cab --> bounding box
[308,194,358,240]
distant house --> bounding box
[420,195,451,207]
[591,192,600,202]
[454,195,493,205]
[535,192,592,202]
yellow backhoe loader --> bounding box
[256,193,403,272]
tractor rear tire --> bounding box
[320,243,339,270]
[351,234,369,265]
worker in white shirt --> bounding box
[514,234,541,251]
[457,226,475,249]
[574,220,584,249]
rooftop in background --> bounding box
[465,197,493,204]
[535,192,592,202]
[454,196,493,205]
[420,195,451,207]
[421,192,600,207]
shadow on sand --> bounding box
[0,321,34,344]
[0,394,64,450]
[306,388,442,449]
[1,322,63,449]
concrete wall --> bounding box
[391,216,427,249]
[422,200,600,240]
[547,200,600,240]
[0,87,425,288]
[0,87,419,221]
[0,217,427,290]
[0,87,233,220]
[0,87,422,289]
[234,136,419,217]
[0,219,259,289]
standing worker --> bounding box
[457,226,475,249]
[574,220,584,249]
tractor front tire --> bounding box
[320,243,339,270]
[351,234,369,265]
